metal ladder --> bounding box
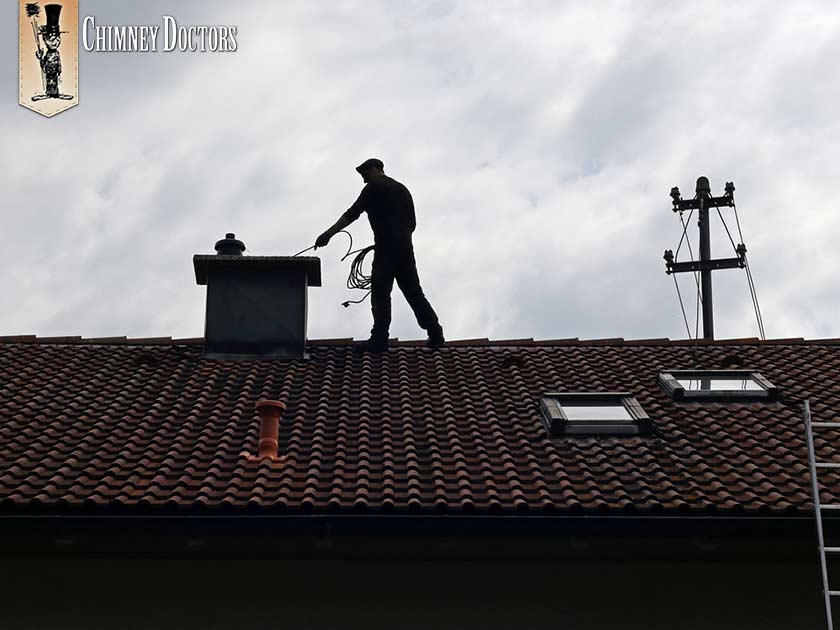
[804,400,840,629]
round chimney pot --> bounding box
[214,233,246,256]
[256,399,286,414]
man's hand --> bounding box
[315,213,354,249]
[314,231,332,249]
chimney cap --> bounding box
[192,254,321,286]
[214,233,246,256]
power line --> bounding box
[677,208,703,344]
[732,202,765,340]
[672,273,693,340]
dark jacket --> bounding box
[342,175,416,251]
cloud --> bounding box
[1,0,839,341]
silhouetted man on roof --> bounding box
[315,158,444,352]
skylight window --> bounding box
[658,370,777,401]
[539,393,652,437]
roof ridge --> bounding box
[0,334,825,347]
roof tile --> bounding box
[0,338,837,516]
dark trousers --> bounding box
[370,242,441,341]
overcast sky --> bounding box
[2,0,839,342]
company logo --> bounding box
[19,1,79,118]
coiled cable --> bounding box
[293,231,374,307]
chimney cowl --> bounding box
[214,233,246,256]
[243,399,287,464]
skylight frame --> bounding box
[658,369,777,401]
[539,392,652,437]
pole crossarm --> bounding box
[664,251,746,275]
[672,195,733,211]
[669,181,736,212]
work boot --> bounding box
[354,337,389,353]
[425,328,445,350]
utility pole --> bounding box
[663,177,747,340]
[697,177,714,338]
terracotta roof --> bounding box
[0,335,837,516]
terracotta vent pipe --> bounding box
[243,399,286,464]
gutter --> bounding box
[0,512,821,561]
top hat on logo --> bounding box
[40,4,68,35]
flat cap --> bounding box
[355,158,384,173]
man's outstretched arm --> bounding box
[314,186,369,248]
[315,213,353,248]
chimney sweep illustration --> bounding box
[315,159,445,352]
[28,3,73,102]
